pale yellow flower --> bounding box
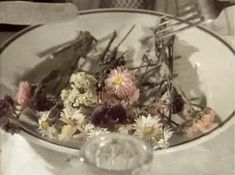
[58,125,77,141]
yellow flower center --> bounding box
[41,121,49,130]
[143,127,154,136]
[67,118,76,127]
[113,76,124,85]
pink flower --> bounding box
[195,110,216,130]
[186,123,201,138]
[105,67,139,103]
[99,90,113,103]
[186,109,216,138]
[16,81,31,107]
[128,89,140,104]
[148,102,169,115]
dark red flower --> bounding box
[2,122,20,135]
[33,90,55,111]
[90,103,128,127]
[0,96,20,134]
[172,93,184,114]
[0,95,13,117]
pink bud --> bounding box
[16,81,31,107]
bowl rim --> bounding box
[1,8,234,154]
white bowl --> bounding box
[0,9,234,155]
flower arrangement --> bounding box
[0,25,217,149]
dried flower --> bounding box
[195,109,216,130]
[0,29,219,150]
[70,72,96,91]
[134,114,162,138]
[58,125,77,141]
[156,126,173,149]
[61,106,86,126]
[117,124,133,135]
[68,89,97,107]
[33,89,55,111]
[0,96,20,134]
[128,89,140,104]
[133,114,174,148]
[186,109,216,138]
[148,101,169,115]
[105,67,139,103]
[60,90,70,102]
[90,103,129,127]
[16,81,31,107]
[60,106,86,137]
[38,112,58,139]
[151,88,184,115]
[172,93,184,114]
[186,122,201,138]
[82,123,109,140]
[99,90,112,103]
[61,72,98,107]
[0,96,13,118]
[2,122,20,135]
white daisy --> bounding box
[82,123,110,140]
[156,126,173,149]
[133,114,165,147]
[87,128,110,140]
[117,124,133,135]
[134,114,162,138]
[59,106,87,141]
[38,112,58,140]
[163,126,174,141]
[83,123,95,133]
[60,105,86,127]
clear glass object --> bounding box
[79,133,153,175]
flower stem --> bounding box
[161,114,180,127]
[128,63,159,70]
[116,25,135,48]
[100,31,117,62]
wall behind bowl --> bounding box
[69,0,234,48]
[68,0,101,10]
[67,0,165,11]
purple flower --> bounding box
[172,93,184,114]
[33,90,55,111]
[2,122,20,135]
[0,96,20,134]
[0,96,13,117]
[90,103,129,127]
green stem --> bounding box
[116,25,135,48]
[161,114,180,127]
[100,31,117,62]
[166,80,173,124]
[128,63,159,70]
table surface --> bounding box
[0,5,234,175]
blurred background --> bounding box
[0,0,233,47]
[1,0,232,13]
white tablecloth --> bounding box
[0,5,234,175]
